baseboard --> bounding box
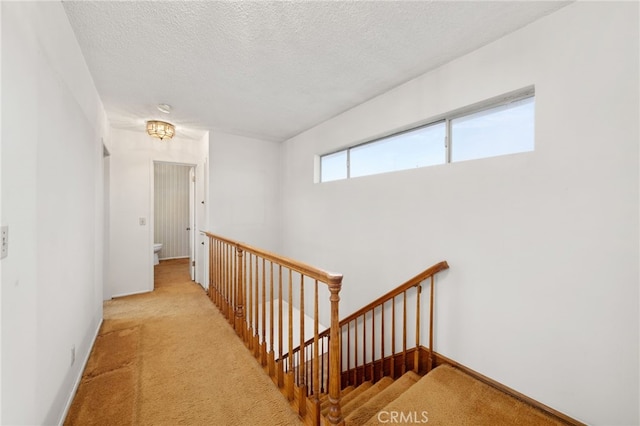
[421,347,585,426]
[111,289,152,299]
[57,318,103,426]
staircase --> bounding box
[205,233,582,426]
[318,363,572,426]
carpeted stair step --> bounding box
[341,377,394,418]
[362,365,564,426]
[344,371,421,425]
[321,382,373,416]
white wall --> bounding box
[1,2,109,424]
[280,3,639,425]
[208,130,281,251]
[108,129,207,297]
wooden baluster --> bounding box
[215,240,220,307]
[346,321,351,386]
[209,238,214,302]
[214,240,218,305]
[313,280,319,397]
[224,243,228,319]
[219,240,223,308]
[363,312,367,382]
[428,275,435,373]
[321,336,325,393]
[268,262,275,377]
[244,252,249,344]
[391,296,395,379]
[278,266,284,387]
[261,258,267,365]
[207,236,214,301]
[254,255,259,357]
[228,243,233,320]
[248,253,253,350]
[354,318,359,385]
[229,243,234,320]
[222,242,226,312]
[381,301,385,378]
[232,244,235,322]
[327,276,343,426]
[310,280,320,425]
[307,345,312,397]
[215,240,219,306]
[287,269,294,401]
[402,291,407,374]
[227,243,232,322]
[414,284,422,373]
[298,274,306,417]
[235,247,244,339]
[371,308,375,382]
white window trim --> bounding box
[319,85,535,183]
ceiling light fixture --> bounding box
[157,104,172,114]
[146,120,176,140]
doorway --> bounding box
[153,162,196,283]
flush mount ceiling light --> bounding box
[146,120,175,140]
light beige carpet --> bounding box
[66,259,302,426]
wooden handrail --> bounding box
[304,261,449,345]
[339,261,448,326]
[284,259,447,394]
[205,232,342,284]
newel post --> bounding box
[235,246,245,339]
[327,275,344,426]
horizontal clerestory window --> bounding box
[319,88,535,182]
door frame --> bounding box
[150,161,198,286]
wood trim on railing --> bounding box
[205,232,342,283]
[339,261,449,326]
[309,261,449,345]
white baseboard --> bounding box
[111,289,152,299]
[58,318,103,426]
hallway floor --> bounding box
[65,259,302,425]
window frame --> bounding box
[319,86,535,183]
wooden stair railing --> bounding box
[292,261,449,393]
[206,233,344,425]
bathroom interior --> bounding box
[153,162,196,283]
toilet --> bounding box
[153,243,163,266]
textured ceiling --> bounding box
[63,1,569,142]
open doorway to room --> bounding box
[153,162,197,288]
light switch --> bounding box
[139,217,146,226]
[1,226,8,259]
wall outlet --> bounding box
[71,345,76,366]
[139,217,146,226]
[1,226,8,259]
